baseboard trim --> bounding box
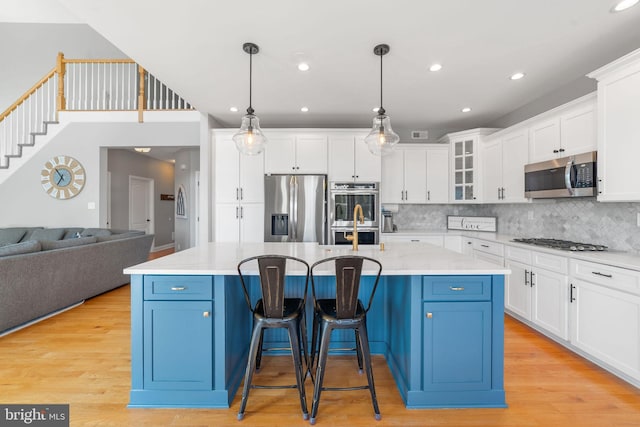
[0,301,85,337]
[151,243,175,252]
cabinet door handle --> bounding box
[171,286,187,291]
[559,148,565,153]
[530,271,535,286]
[592,271,613,278]
[236,187,239,200]
[524,269,530,286]
[501,187,505,199]
[203,311,211,318]
[240,188,243,200]
[236,207,239,219]
[570,284,576,303]
[405,190,408,200]
[449,286,465,291]
[481,244,489,248]
[240,206,244,219]
[426,312,433,319]
[427,190,431,201]
[553,149,559,153]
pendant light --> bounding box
[233,42,267,155]
[364,44,400,156]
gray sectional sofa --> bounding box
[0,227,154,334]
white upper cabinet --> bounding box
[588,48,640,201]
[529,118,560,163]
[264,133,327,174]
[328,132,381,182]
[381,145,447,204]
[528,96,596,163]
[440,128,499,203]
[482,129,529,203]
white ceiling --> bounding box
[10,0,640,140]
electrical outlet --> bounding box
[528,211,534,220]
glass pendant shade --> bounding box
[364,113,400,155]
[233,113,267,155]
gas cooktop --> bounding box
[512,238,608,252]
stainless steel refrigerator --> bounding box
[264,174,327,244]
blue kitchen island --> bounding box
[124,242,509,409]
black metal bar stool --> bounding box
[309,255,382,425]
[236,255,310,421]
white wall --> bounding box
[174,148,200,251]
[0,113,200,228]
[0,23,127,113]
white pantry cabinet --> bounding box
[328,133,381,182]
[481,129,528,203]
[264,133,327,174]
[569,259,640,382]
[528,96,596,163]
[588,48,640,201]
[212,130,264,243]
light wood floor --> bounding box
[2,253,640,426]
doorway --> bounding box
[129,176,155,243]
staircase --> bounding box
[0,52,194,171]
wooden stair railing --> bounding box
[0,52,194,169]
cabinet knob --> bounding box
[203,311,211,318]
[426,312,433,319]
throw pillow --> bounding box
[80,228,112,238]
[30,228,66,241]
[41,236,97,251]
[63,228,85,240]
[0,229,27,246]
[0,240,42,257]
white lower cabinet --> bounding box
[472,239,504,266]
[504,246,569,341]
[569,259,640,382]
[380,234,444,247]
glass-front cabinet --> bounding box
[453,138,475,201]
[440,128,500,203]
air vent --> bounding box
[411,130,429,140]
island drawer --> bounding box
[143,275,213,300]
[423,276,492,301]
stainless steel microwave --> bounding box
[524,151,597,198]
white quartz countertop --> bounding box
[124,242,511,276]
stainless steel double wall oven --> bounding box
[329,182,379,245]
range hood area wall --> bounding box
[393,199,640,254]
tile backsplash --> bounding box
[391,198,640,254]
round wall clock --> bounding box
[41,155,86,199]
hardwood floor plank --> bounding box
[2,283,640,426]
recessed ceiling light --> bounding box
[461,107,472,113]
[510,72,525,80]
[300,107,309,112]
[612,0,639,12]
[429,63,442,72]
[134,147,151,153]
[229,107,238,112]
[298,62,310,71]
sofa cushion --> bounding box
[30,228,66,241]
[96,232,141,242]
[0,229,27,246]
[19,227,45,242]
[0,240,41,257]
[63,228,85,240]
[40,236,97,251]
[80,228,112,238]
